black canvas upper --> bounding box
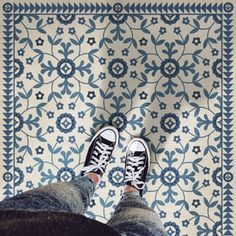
[81,134,116,176]
[124,150,149,197]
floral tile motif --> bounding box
[0,1,234,235]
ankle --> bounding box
[85,172,101,185]
[123,185,139,194]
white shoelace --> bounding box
[125,154,145,190]
[81,140,113,175]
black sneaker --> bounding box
[80,126,119,177]
[124,138,150,196]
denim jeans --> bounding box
[0,176,167,236]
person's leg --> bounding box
[0,175,95,214]
[0,126,119,215]
[107,191,167,236]
[107,138,167,236]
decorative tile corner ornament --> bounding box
[0,1,234,235]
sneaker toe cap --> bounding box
[129,140,146,152]
[100,129,117,142]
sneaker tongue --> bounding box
[128,151,145,174]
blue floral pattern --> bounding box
[1,1,234,235]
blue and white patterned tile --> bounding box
[0,1,234,235]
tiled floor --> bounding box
[0,1,235,235]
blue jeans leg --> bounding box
[107,191,167,236]
[0,175,95,214]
